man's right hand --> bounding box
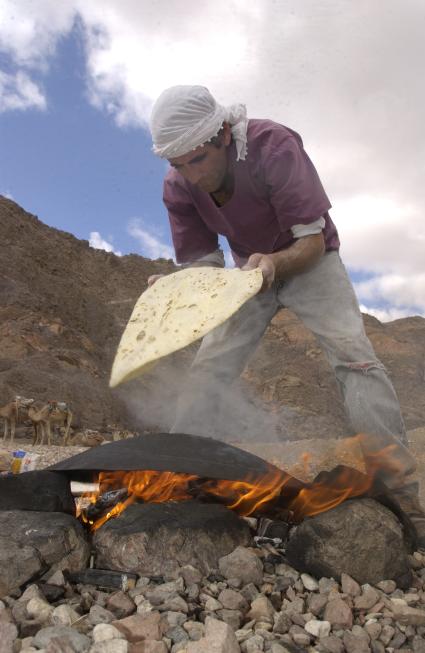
[147,274,165,287]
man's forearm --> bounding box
[269,233,325,281]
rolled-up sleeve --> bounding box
[262,133,332,232]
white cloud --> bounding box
[127,218,174,260]
[355,273,425,314]
[1,0,424,316]
[1,189,14,200]
[0,70,46,112]
[0,0,76,67]
[359,304,423,323]
[89,231,122,256]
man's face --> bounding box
[168,126,232,193]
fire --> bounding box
[79,468,292,531]
[77,434,409,531]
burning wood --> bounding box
[84,488,129,521]
[74,457,402,532]
[54,431,415,535]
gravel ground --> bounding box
[1,542,425,653]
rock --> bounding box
[0,511,89,597]
[365,621,381,640]
[94,502,250,578]
[113,612,166,642]
[370,641,385,653]
[90,640,128,653]
[185,616,240,652]
[217,609,242,630]
[391,604,425,625]
[146,581,183,606]
[304,619,331,638]
[219,547,263,586]
[93,623,126,642]
[389,629,406,648]
[246,596,275,622]
[343,627,371,653]
[274,564,299,580]
[89,605,116,625]
[19,584,43,603]
[412,635,425,652]
[128,643,167,653]
[159,596,188,613]
[240,584,260,603]
[375,580,396,594]
[301,573,319,591]
[165,624,188,644]
[242,634,264,652]
[41,583,65,603]
[218,589,249,613]
[320,635,345,653]
[319,577,339,594]
[46,570,66,587]
[205,596,222,611]
[33,626,91,652]
[307,592,328,616]
[179,566,203,585]
[341,573,361,597]
[164,612,187,629]
[0,540,43,600]
[323,597,353,629]
[272,612,291,634]
[0,622,18,653]
[286,498,411,586]
[183,621,204,641]
[289,624,311,647]
[354,586,381,610]
[378,624,394,645]
[106,591,136,618]
[26,597,54,623]
[51,604,80,626]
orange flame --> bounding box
[78,435,409,531]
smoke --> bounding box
[120,365,280,442]
[117,316,347,444]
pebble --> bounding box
[1,541,424,653]
[301,573,319,591]
[304,618,331,637]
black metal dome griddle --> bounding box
[48,432,301,491]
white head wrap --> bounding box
[150,85,248,161]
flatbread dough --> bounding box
[109,267,263,388]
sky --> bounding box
[0,0,424,321]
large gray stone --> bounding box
[286,498,411,586]
[93,501,250,578]
[0,511,90,598]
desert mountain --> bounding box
[1,195,424,440]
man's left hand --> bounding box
[242,253,275,292]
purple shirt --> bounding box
[163,119,340,266]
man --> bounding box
[149,85,425,546]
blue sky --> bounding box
[1,25,173,258]
[1,1,424,321]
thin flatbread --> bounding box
[109,267,263,387]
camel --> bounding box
[0,396,34,443]
[30,400,73,446]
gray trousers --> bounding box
[172,252,412,483]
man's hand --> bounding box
[241,235,326,292]
[147,274,165,287]
[242,253,276,292]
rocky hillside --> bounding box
[1,196,424,439]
